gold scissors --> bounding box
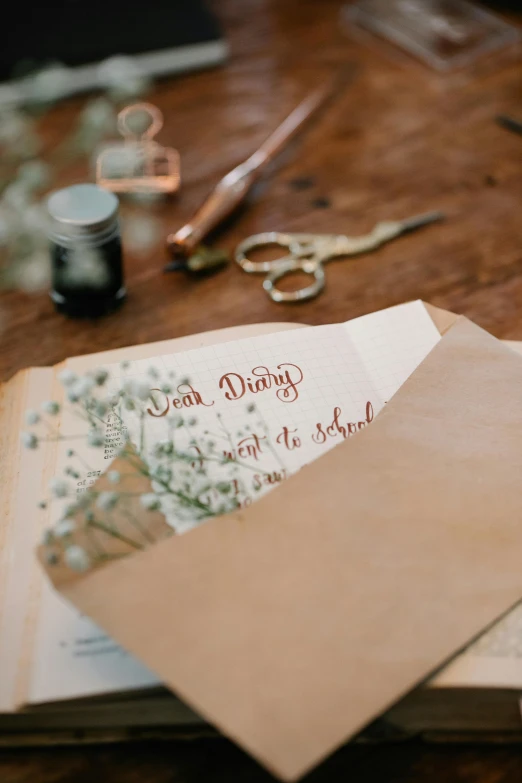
[234,210,444,303]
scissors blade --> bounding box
[399,210,445,235]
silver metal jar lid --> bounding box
[47,183,120,247]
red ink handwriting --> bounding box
[252,469,288,491]
[312,402,374,444]
[223,433,266,462]
[218,363,304,403]
[276,426,301,451]
[147,384,214,417]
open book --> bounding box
[1,301,521,743]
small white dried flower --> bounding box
[23,204,49,233]
[67,387,81,403]
[0,110,30,146]
[98,55,150,101]
[42,400,60,415]
[216,482,232,494]
[25,409,40,425]
[92,368,109,386]
[21,432,38,449]
[58,369,77,387]
[107,392,121,407]
[87,429,104,448]
[188,417,197,427]
[247,403,256,413]
[49,478,70,498]
[96,491,118,511]
[147,367,159,380]
[71,377,95,400]
[64,545,91,573]
[123,378,151,401]
[54,519,76,538]
[64,248,109,289]
[16,253,50,293]
[161,383,172,394]
[18,159,51,190]
[153,465,172,484]
[123,215,161,254]
[42,528,54,545]
[95,400,108,417]
[124,398,135,411]
[107,470,120,484]
[153,440,173,458]
[140,493,161,511]
[38,500,47,509]
[3,182,30,210]
[45,550,59,566]
[29,64,72,104]
[66,448,74,457]
[81,97,115,133]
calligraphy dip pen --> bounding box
[164,72,354,273]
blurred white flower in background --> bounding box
[81,98,117,135]
[26,63,73,106]
[62,247,110,289]
[97,56,151,102]
[18,160,51,190]
[0,110,39,159]
[0,58,162,318]
[123,214,162,254]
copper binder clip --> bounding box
[96,103,180,195]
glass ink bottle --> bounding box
[47,183,126,317]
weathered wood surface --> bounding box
[1,1,521,780]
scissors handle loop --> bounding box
[263,259,325,303]
[235,232,304,273]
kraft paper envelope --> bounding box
[42,315,522,781]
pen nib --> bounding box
[164,245,229,274]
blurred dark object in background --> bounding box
[482,1,522,9]
[1,1,227,104]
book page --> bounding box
[29,301,441,704]
[431,602,522,689]
[0,368,56,712]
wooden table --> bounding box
[1,0,521,780]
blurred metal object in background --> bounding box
[97,103,180,195]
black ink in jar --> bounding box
[47,184,126,317]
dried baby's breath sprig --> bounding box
[24,363,278,575]
[0,59,161,299]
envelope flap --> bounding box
[422,302,460,334]
[54,317,522,781]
